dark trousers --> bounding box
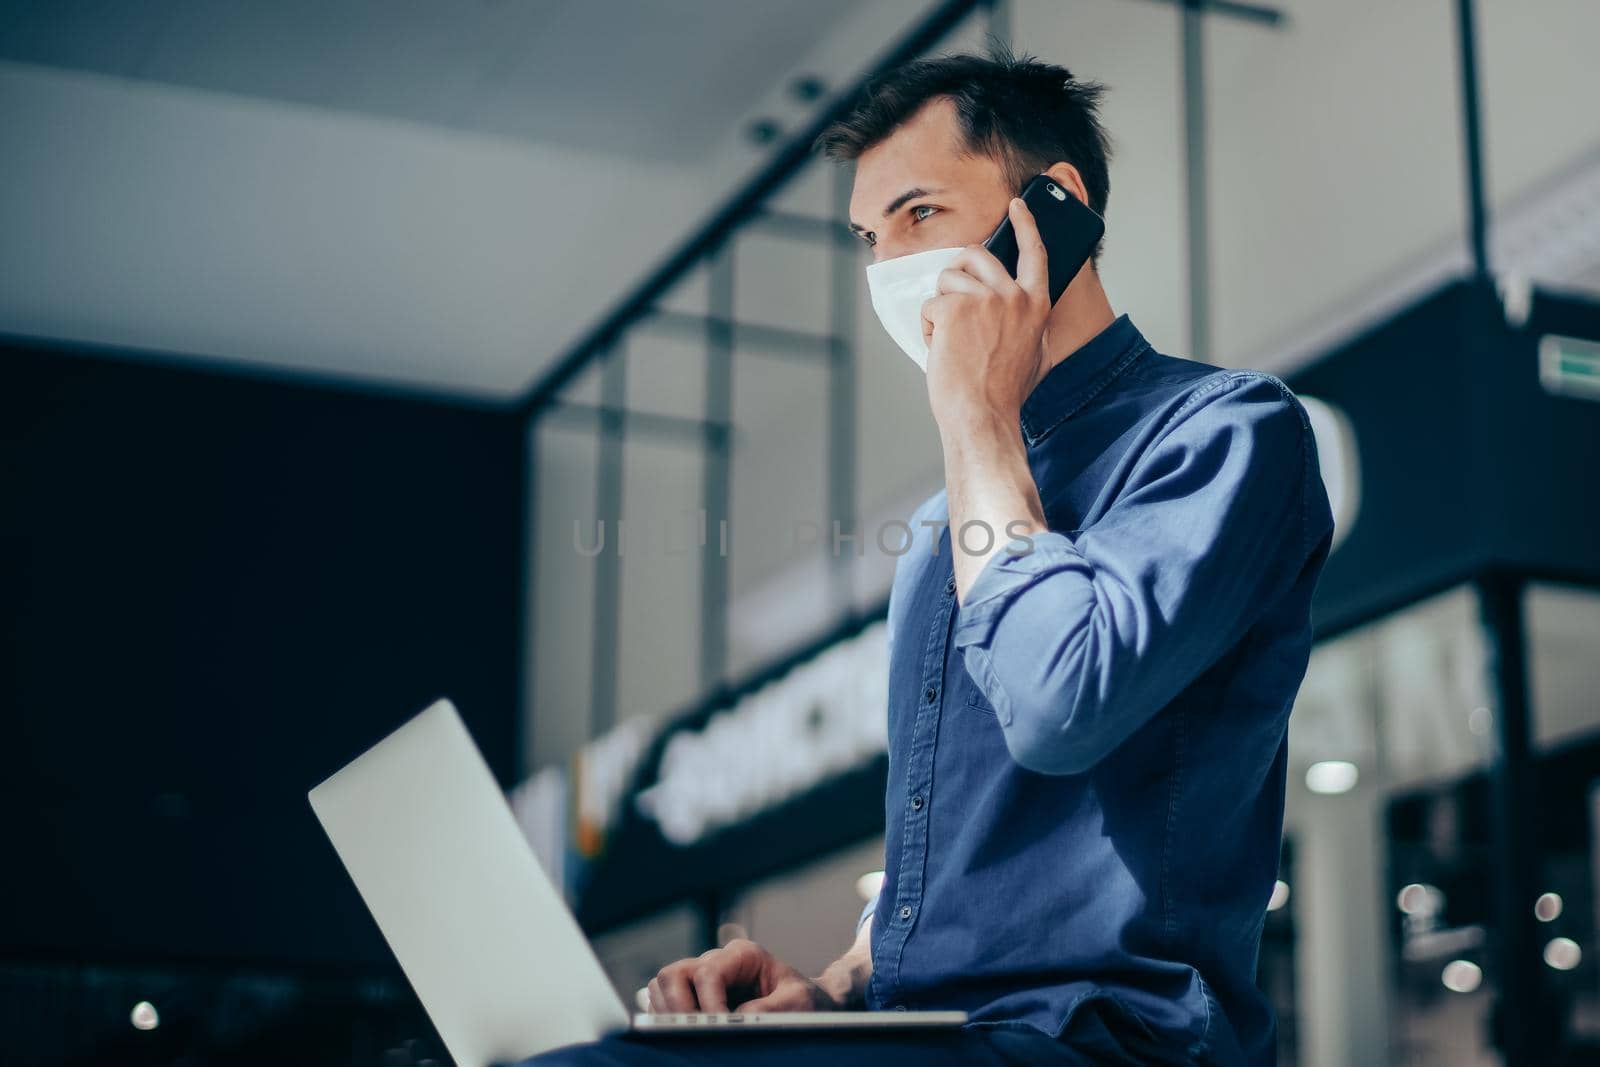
[505,1021,1126,1066]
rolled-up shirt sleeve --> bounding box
[954,373,1316,776]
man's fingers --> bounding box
[652,940,770,1014]
[734,976,821,1014]
[690,963,729,1013]
[734,986,804,1014]
[651,969,697,1011]
[948,244,1015,294]
[935,266,987,297]
[1010,197,1050,305]
[921,293,959,344]
[712,939,770,992]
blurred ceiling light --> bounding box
[1267,880,1291,912]
[856,870,885,902]
[1305,760,1359,795]
[1535,892,1564,922]
[1544,937,1582,971]
[1441,960,1483,993]
[130,1001,159,1031]
[1397,883,1445,917]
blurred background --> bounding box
[2,0,1599,1064]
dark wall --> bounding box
[1286,280,1600,635]
[0,339,525,970]
[1478,286,1600,574]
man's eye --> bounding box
[911,204,939,222]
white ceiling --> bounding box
[0,0,860,162]
[7,0,1593,401]
[0,0,926,399]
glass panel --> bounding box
[623,331,708,422]
[616,437,705,724]
[733,228,829,335]
[1284,585,1493,1066]
[725,345,830,676]
[1281,581,1600,1062]
[528,417,600,770]
[1528,582,1600,751]
[1206,0,1465,367]
[1527,581,1600,1048]
[1290,586,1489,789]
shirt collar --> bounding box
[1019,312,1148,447]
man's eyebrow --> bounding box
[848,186,945,233]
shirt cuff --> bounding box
[953,530,1092,647]
[953,531,1095,728]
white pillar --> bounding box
[1294,779,1392,1067]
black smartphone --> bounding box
[983,173,1105,306]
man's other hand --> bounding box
[647,938,841,1013]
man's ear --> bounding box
[1042,161,1089,207]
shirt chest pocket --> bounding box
[952,635,1005,719]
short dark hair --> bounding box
[816,45,1113,261]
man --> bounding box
[521,48,1333,1067]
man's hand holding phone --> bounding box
[921,196,1053,427]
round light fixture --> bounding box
[1305,760,1359,795]
[1544,937,1582,971]
[1397,883,1445,917]
[1441,960,1482,993]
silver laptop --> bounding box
[308,699,966,1067]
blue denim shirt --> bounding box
[858,314,1333,1065]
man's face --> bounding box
[848,97,1016,265]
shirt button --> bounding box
[899,904,913,921]
[924,685,938,703]
[910,793,924,811]
[945,575,956,595]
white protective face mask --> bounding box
[864,246,965,372]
